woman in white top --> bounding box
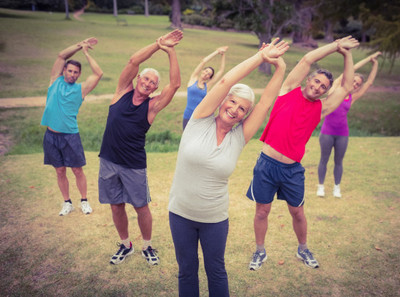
[169,38,289,297]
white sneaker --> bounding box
[316,184,325,197]
[81,200,92,214]
[59,202,74,216]
[333,185,342,198]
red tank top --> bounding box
[260,87,322,162]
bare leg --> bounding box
[135,205,152,241]
[111,203,129,240]
[55,166,69,201]
[71,167,87,198]
[287,204,307,244]
[254,203,272,245]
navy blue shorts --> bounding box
[43,129,86,168]
[98,158,151,207]
[246,152,305,207]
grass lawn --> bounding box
[0,137,399,296]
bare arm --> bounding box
[193,38,289,121]
[148,41,181,124]
[207,47,228,88]
[80,42,103,98]
[187,46,228,87]
[242,57,286,143]
[112,29,183,104]
[49,37,98,86]
[321,47,354,118]
[352,56,379,103]
[280,36,359,95]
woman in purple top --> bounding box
[317,51,381,198]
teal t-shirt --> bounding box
[41,76,83,133]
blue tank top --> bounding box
[183,81,207,120]
[40,76,83,133]
[99,90,151,169]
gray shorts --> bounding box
[98,157,151,207]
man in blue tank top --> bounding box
[98,30,183,266]
[41,38,103,217]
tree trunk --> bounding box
[145,0,149,17]
[292,3,317,47]
[324,20,334,42]
[257,33,272,75]
[171,0,182,30]
[64,0,70,19]
[113,0,118,17]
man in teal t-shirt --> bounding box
[41,37,103,216]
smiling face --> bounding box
[200,67,214,82]
[303,73,331,101]
[63,64,81,84]
[218,94,252,126]
[351,75,364,93]
[136,71,159,96]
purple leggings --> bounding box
[318,133,349,185]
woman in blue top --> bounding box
[182,46,228,130]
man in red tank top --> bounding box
[247,36,359,270]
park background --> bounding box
[0,2,399,297]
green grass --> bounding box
[0,138,399,296]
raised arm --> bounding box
[187,46,228,87]
[242,56,286,143]
[49,37,97,85]
[112,29,183,104]
[193,38,289,120]
[207,46,228,88]
[328,51,382,96]
[321,47,355,118]
[148,39,181,124]
[80,41,103,98]
[280,36,359,95]
[352,54,380,103]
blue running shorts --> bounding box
[246,152,305,207]
[98,157,151,207]
[43,129,86,168]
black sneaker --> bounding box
[141,246,160,265]
[110,243,134,265]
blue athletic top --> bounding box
[99,90,151,169]
[183,81,207,120]
[41,76,83,133]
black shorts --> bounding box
[43,129,86,168]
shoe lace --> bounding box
[303,249,315,260]
[146,246,158,257]
[252,251,262,262]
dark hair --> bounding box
[309,69,334,88]
[205,66,215,79]
[65,60,81,72]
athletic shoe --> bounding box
[249,250,267,270]
[59,202,74,216]
[80,200,92,214]
[142,246,160,265]
[333,185,342,198]
[110,243,134,265]
[316,184,325,197]
[296,248,319,268]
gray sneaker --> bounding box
[80,200,92,214]
[249,250,267,270]
[296,248,319,268]
[110,243,134,265]
[59,202,74,216]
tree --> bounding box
[64,0,70,19]
[145,0,149,17]
[360,2,400,72]
[171,0,182,29]
[113,0,117,17]
[213,0,294,74]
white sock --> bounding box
[143,239,152,250]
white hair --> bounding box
[140,68,160,87]
[228,83,255,107]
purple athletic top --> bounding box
[320,94,352,136]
